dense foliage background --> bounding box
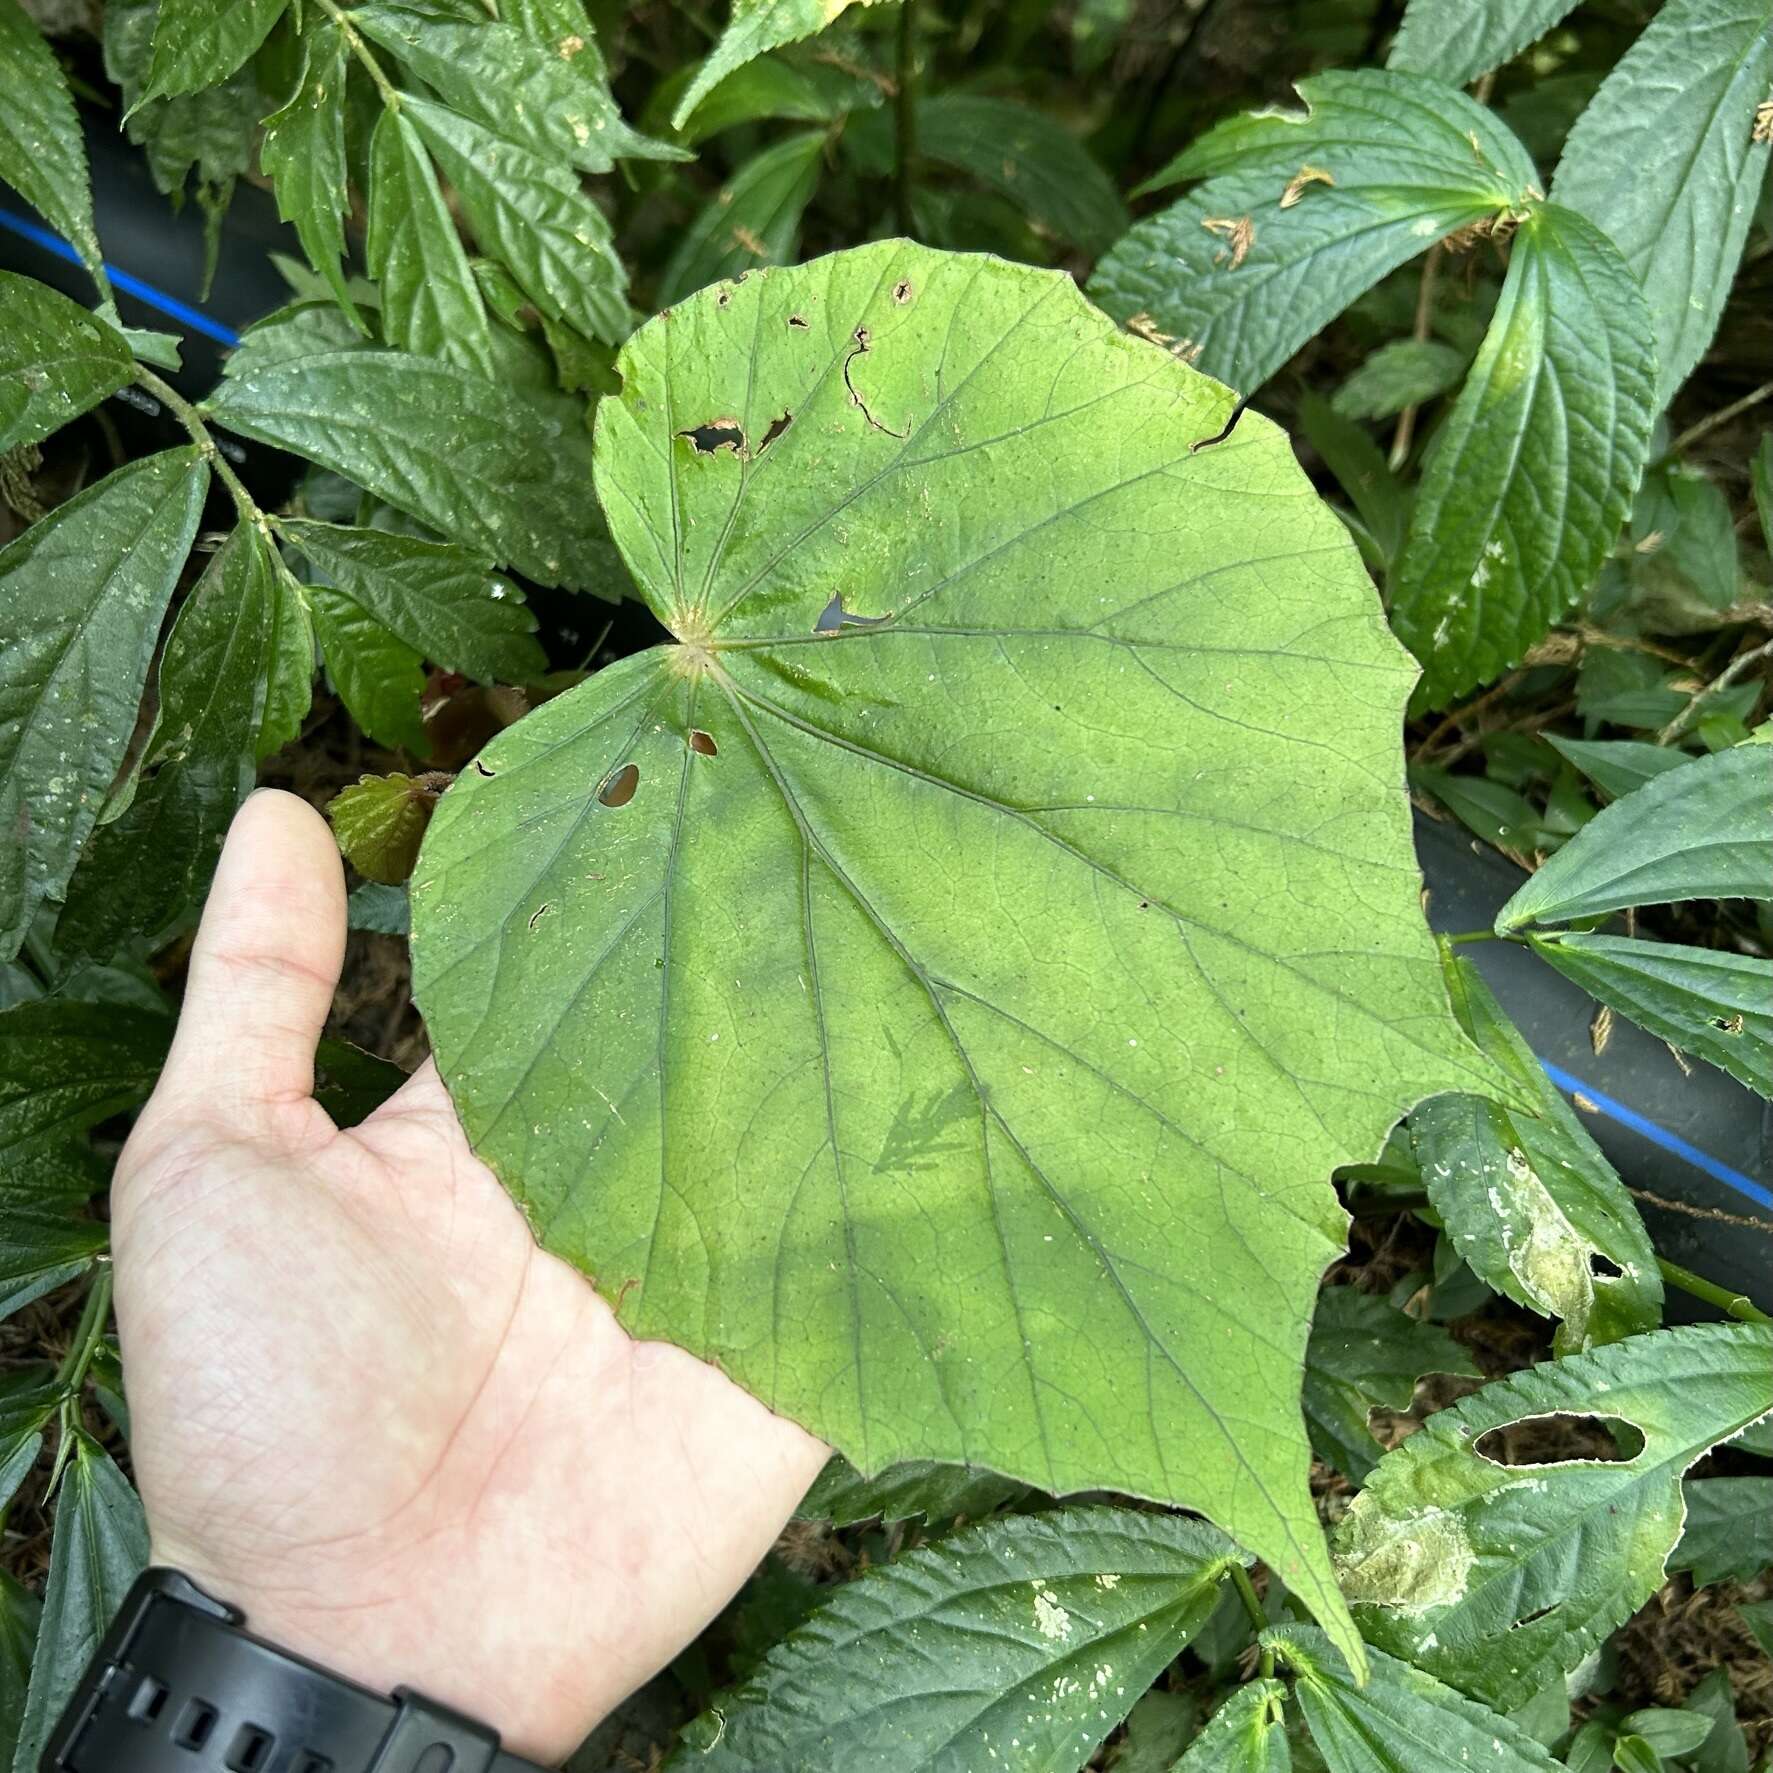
[2,0,1771,1769]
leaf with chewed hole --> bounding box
[409,241,1503,1669]
[667,1507,1241,1772]
[1333,1320,1773,1711]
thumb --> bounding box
[158,789,347,1119]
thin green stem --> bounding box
[1657,1257,1771,1325]
[1444,929,1501,946]
[1657,637,1773,745]
[46,1266,113,1493]
[1229,1561,1267,1635]
[313,0,401,108]
[893,0,919,238]
[133,365,271,538]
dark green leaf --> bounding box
[9,1433,148,1773]
[795,1456,1027,1527]
[672,0,882,129]
[1684,1670,1748,1773]
[1670,1478,1773,1585]
[1525,933,1772,1097]
[1269,1624,1565,1773]
[659,130,825,304]
[671,1507,1242,1773]
[668,51,876,145]
[260,22,361,323]
[403,96,630,347]
[1330,340,1466,423]
[1302,1286,1479,1482]
[914,95,1130,257]
[141,0,289,103]
[1335,1321,1773,1711]
[327,771,441,884]
[0,275,133,455]
[1741,1598,1773,1658]
[1620,1709,1715,1761]
[1412,950,1662,1350]
[1754,435,1772,555]
[313,1036,407,1125]
[1631,465,1742,615]
[260,553,317,756]
[1499,745,1772,929]
[1297,392,1407,563]
[0,1370,58,1513]
[56,526,281,960]
[1411,766,1539,853]
[347,880,410,935]
[1544,737,1695,802]
[1611,1738,1662,1773]
[411,241,1507,1670]
[1551,0,1773,407]
[1111,1690,1201,1773]
[0,1142,105,1322]
[1088,70,1539,393]
[1566,1723,1615,1773]
[283,521,545,683]
[1389,204,1656,707]
[0,1001,172,1157]
[0,449,209,960]
[366,107,497,373]
[352,3,683,172]
[313,586,431,756]
[1178,1681,1291,1773]
[0,0,110,301]
[205,349,614,591]
[0,1573,38,1773]
[1387,0,1584,89]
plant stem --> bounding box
[1656,1257,1771,1324]
[133,365,271,538]
[1228,1561,1266,1634]
[55,1266,113,1393]
[1662,377,1773,462]
[1656,637,1773,744]
[1443,929,1499,946]
[893,0,919,238]
[1388,241,1441,469]
[312,0,401,108]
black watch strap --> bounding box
[44,1568,548,1773]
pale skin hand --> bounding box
[111,790,827,1765]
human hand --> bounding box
[111,790,827,1764]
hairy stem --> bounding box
[313,0,402,108]
[133,365,270,538]
[894,0,919,238]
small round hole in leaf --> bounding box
[688,729,718,756]
[598,763,640,808]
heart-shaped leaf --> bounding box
[410,242,1497,1662]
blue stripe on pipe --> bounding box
[1540,1059,1773,1214]
[0,206,240,346]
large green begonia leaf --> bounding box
[1333,1320,1773,1712]
[408,242,1501,1666]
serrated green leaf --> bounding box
[673,0,887,129]
[1388,204,1656,707]
[9,1433,147,1773]
[0,1001,172,1158]
[1544,737,1695,802]
[1302,1286,1479,1482]
[366,107,497,374]
[1551,0,1773,408]
[0,1369,59,1513]
[667,51,877,144]
[1269,1623,1565,1773]
[0,0,111,303]
[204,349,614,591]
[1330,340,1466,423]
[283,521,545,683]
[1412,951,1661,1351]
[0,1142,105,1322]
[328,771,441,884]
[794,1456,1027,1527]
[260,554,317,756]
[56,526,280,960]
[1334,1321,1773,1711]
[260,22,361,324]
[1179,1681,1291,1773]
[141,0,289,103]
[313,586,431,755]
[0,449,209,961]
[1670,1478,1773,1585]
[409,241,1506,1668]
[659,130,826,304]
[669,1507,1241,1772]
[913,95,1130,257]
[1387,0,1584,90]
[0,275,133,455]
[1499,745,1772,930]
[0,1572,38,1773]
[402,96,630,347]
[1088,70,1538,394]
[1526,933,1772,1097]
[347,880,410,934]
[1631,464,1742,616]
[353,2,683,171]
